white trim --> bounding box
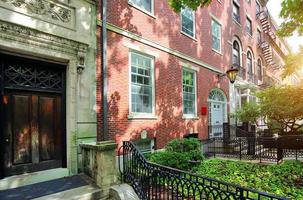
[180,7,196,39]
[182,67,198,118]
[128,50,156,118]
[209,13,221,25]
[123,41,159,58]
[128,114,158,119]
[180,31,197,41]
[128,0,155,18]
[233,0,240,7]
[98,21,223,74]
[180,62,200,72]
[208,88,228,138]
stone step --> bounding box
[0,168,69,191]
[0,174,102,200]
[33,185,102,200]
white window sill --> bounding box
[233,20,241,27]
[128,114,158,120]
[180,31,197,41]
[128,2,156,19]
[212,48,223,56]
[182,115,199,120]
[246,32,253,38]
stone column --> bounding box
[80,140,118,198]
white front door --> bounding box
[210,103,224,138]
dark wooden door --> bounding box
[2,92,63,177]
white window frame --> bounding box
[246,16,253,36]
[182,67,198,119]
[232,1,241,24]
[246,50,254,77]
[232,38,242,67]
[180,7,196,39]
[256,1,261,15]
[128,0,154,16]
[128,51,156,119]
[211,18,222,53]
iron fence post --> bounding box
[240,139,242,160]
[214,139,216,158]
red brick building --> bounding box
[97,0,289,149]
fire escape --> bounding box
[257,8,276,67]
[257,8,280,87]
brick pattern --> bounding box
[96,0,286,149]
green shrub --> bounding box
[196,159,303,199]
[148,138,203,171]
[166,138,201,153]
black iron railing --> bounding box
[205,136,303,163]
[119,141,287,200]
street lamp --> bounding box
[226,64,239,84]
[217,64,239,84]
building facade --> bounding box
[97,0,290,150]
[0,0,97,180]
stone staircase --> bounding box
[0,174,102,200]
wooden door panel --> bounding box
[39,97,55,161]
[12,95,32,165]
[3,93,63,177]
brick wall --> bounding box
[97,0,273,149]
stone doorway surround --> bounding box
[0,19,89,175]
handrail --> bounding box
[119,141,288,200]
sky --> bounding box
[267,0,303,53]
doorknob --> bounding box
[5,138,9,143]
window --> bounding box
[233,2,240,23]
[182,68,196,116]
[257,59,262,80]
[257,29,262,44]
[211,19,221,52]
[247,51,253,78]
[246,17,252,35]
[181,7,195,37]
[256,1,261,14]
[129,0,153,14]
[232,41,240,66]
[130,52,154,114]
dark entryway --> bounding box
[0,53,66,178]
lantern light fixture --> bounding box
[218,64,239,84]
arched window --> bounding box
[257,59,262,80]
[209,89,226,102]
[232,41,240,66]
[247,51,253,75]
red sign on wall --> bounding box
[201,106,207,115]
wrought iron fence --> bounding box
[204,136,303,163]
[119,141,287,200]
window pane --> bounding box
[212,20,221,51]
[233,3,240,23]
[130,52,153,114]
[246,18,252,35]
[182,69,196,115]
[130,0,152,13]
[181,8,194,37]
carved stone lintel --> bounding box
[0,20,88,57]
[0,0,75,29]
